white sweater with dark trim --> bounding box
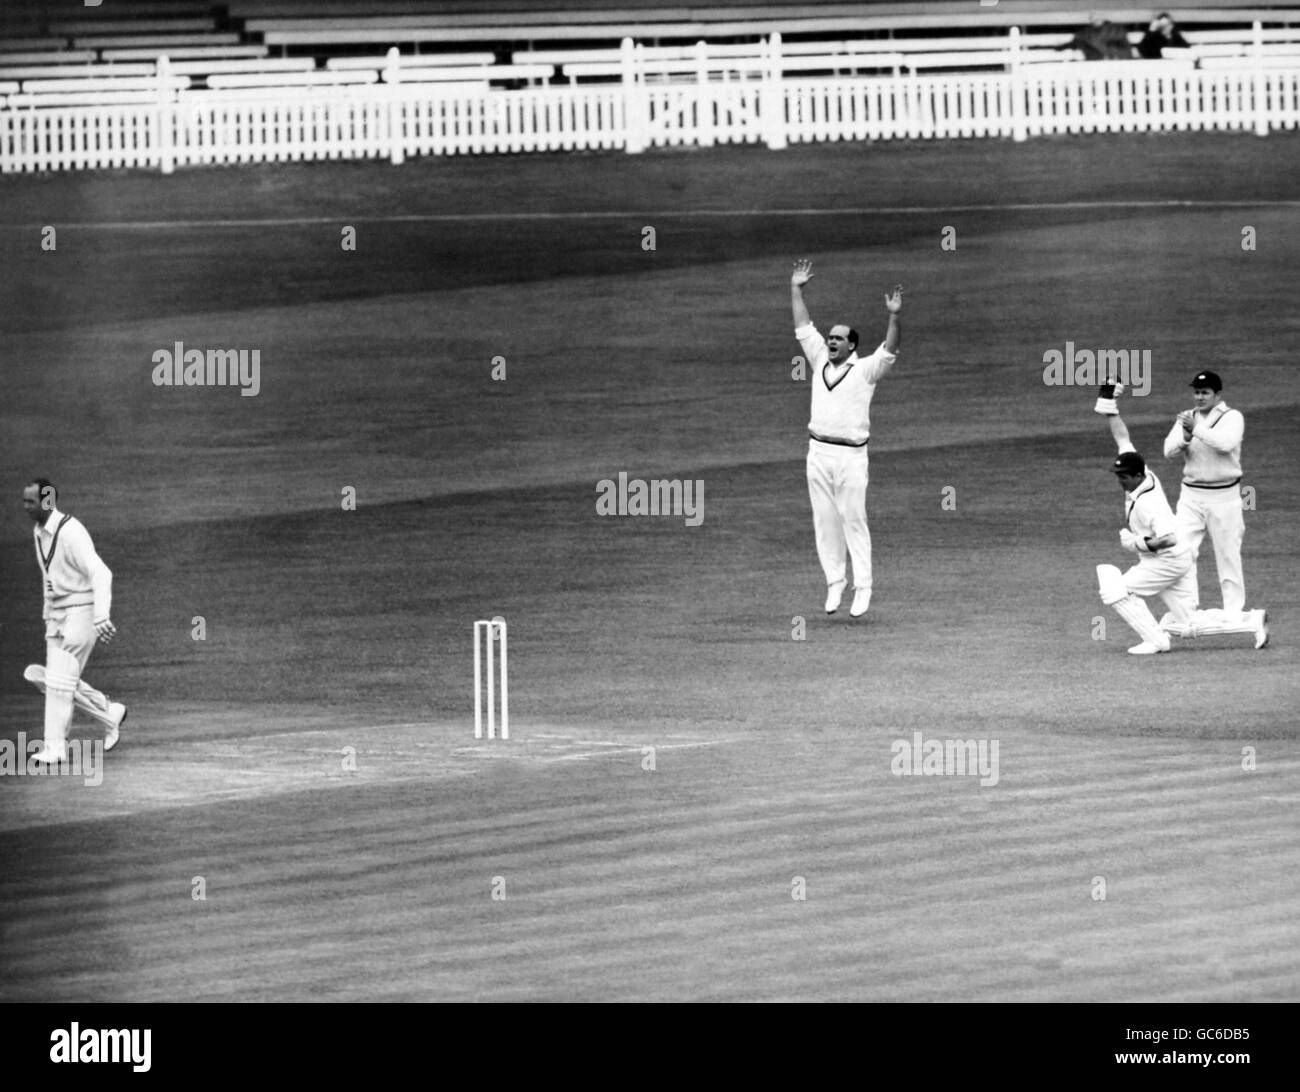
[796,323,897,446]
[1163,402,1244,486]
[33,507,113,622]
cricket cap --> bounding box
[1190,370,1223,391]
[1112,451,1146,476]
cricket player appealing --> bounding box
[22,479,127,764]
[790,260,902,618]
[1162,370,1252,615]
[1092,386,1267,654]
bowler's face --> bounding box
[1192,387,1219,411]
[826,326,854,364]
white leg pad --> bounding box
[73,681,113,725]
[1183,608,1261,638]
[1097,564,1128,606]
[76,689,116,728]
[1112,595,1168,647]
[42,648,79,757]
[25,663,118,729]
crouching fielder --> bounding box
[22,479,127,764]
[1093,386,1267,654]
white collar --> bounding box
[35,506,66,535]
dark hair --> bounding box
[847,328,860,350]
[27,477,57,510]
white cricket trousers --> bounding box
[43,604,113,752]
[1123,549,1196,623]
[1175,483,1246,613]
[806,438,872,590]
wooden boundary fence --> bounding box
[3,32,1298,173]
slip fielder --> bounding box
[1092,386,1267,654]
[22,479,128,764]
[790,261,902,618]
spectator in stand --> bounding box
[1058,15,1136,61]
[1137,12,1192,59]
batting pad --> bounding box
[42,648,79,755]
[45,648,79,691]
[1159,613,1192,638]
[1096,564,1128,606]
[1112,595,1167,647]
[26,662,118,727]
[1182,608,1259,639]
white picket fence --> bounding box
[3,34,1299,173]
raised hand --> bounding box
[791,259,814,287]
[884,284,903,313]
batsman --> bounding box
[22,479,128,763]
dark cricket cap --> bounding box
[1190,370,1223,391]
[1112,451,1146,476]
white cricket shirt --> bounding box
[1125,472,1187,557]
[1162,402,1244,487]
[796,323,896,446]
[33,506,113,621]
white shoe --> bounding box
[1127,640,1171,655]
[824,580,847,614]
[1253,610,1269,650]
[104,703,127,751]
[30,746,67,766]
[849,587,871,618]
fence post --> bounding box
[157,54,174,174]
[1009,26,1027,141]
[1252,21,1269,136]
[695,40,714,146]
[622,37,646,153]
[386,46,405,164]
[763,32,787,149]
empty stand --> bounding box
[3,3,1298,174]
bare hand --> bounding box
[95,619,117,645]
[1177,410,1196,434]
[884,284,904,313]
[791,259,814,287]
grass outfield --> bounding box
[0,132,1297,1002]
